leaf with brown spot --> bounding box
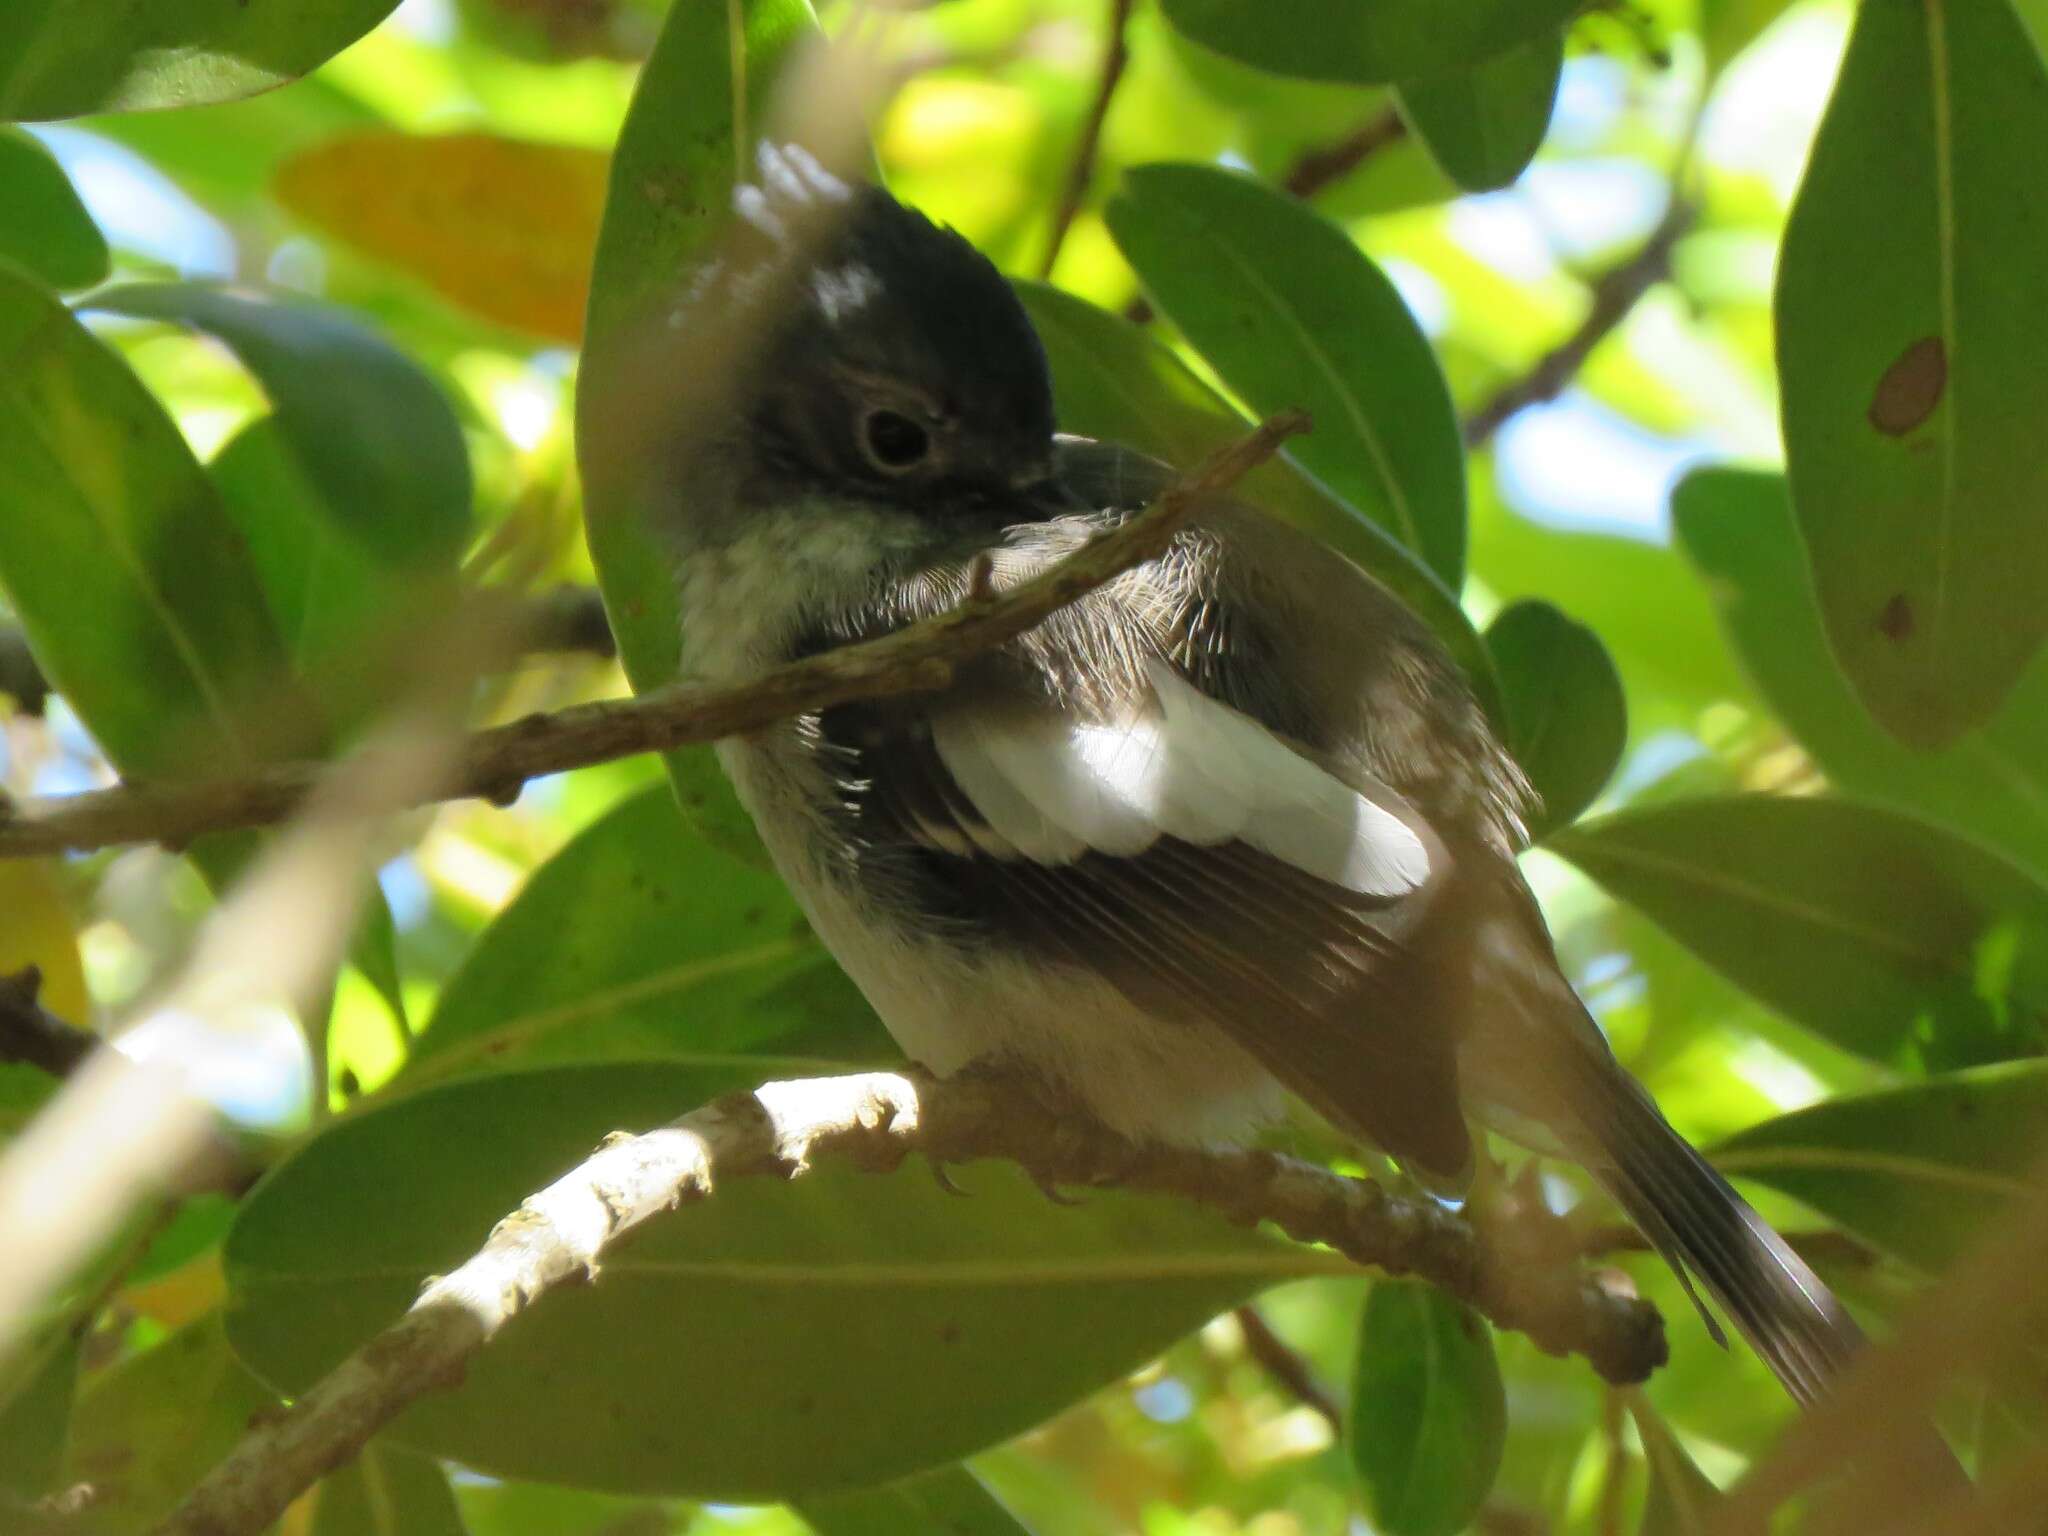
[1777,0,2048,748]
[276,131,609,343]
[1867,335,1947,437]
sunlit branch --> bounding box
[0,413,1307,860]
[153,1064,1667,1536]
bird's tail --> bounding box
[1566,1042,1860,1407]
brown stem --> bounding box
[1233,1304,1341,1427]
[153,1064,1666,1536]
[1463,198,1696,449]
[1039,0,1135,280]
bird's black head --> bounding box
[729,156,1059,515]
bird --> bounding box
[656,143,1864,1409]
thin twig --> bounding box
[153,1064,1666,1536]
[0,413,1307,861]
[1463,198,1696,449]
[0,626,49,716]
[1233,1304,1341,1427]
[1039,0,1134,279]
[1282,105,1408,200]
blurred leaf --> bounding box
[1553,796,2048,1071]
[1393,30,1562,193]
[578,0,818,852]
[1349,1280,1506,1536]
[1700,0,1800,74]
[128,1195,237,1288]
[277,131,609,343]
[0,264,289,779]
[1775,0,2048,747]
[0,128,107,289]
[456,1481,669,1536]
[406,785,892,1085]
[799,1465,1031,1536]
[0,860,88,1025]
[1631,1399,1720,1535]
[312,1442,466,1536]
[65,1313,275,1534]
[1675,467,2048,886]
[1107,162,1466,587]
[0,0,401,119]
[1713,1061,2048,1274]
[1485,599,1626,839]
[1015,279,1499,710]
[0,1327,77,1500]
[224,1062,1335,1498]
[90,283,472,572]
[1159,0,1579,85]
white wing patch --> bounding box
[929,659,1432,898]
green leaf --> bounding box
[1711,1060,2048,1274]
[1552,796,2048,1071]
[577,0,819,853]
[1106,162,1467,588]
[1674,467,2048,886]
[224,1062,1336,1498]
[799,1465,1032,1536]
[1014,280,1499,713]
[0,129,106,289]
[407,785,891,1087]
[1393,31,1563,192]
[64,1313,276,1534]
[1485,599,1626,839]
[0,1326,77,1500]
[90,283,472,573]
[0,0,401,120]
[1775,0,2048,747]
[1159,0,1579,85]
[313,1442,467,1536]
[1348,1280,1506,1536]
[1700,0,1800,74]
[456,1482,667,1536]
[0,264,290,779]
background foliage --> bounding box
[4,0,2048,1532]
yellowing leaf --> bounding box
[0,860,87,1026]
[276,131,609,343]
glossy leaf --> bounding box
[1349,1280,1506,1536]
[1160,0,1579,85]
[577,0,818,852]
[799,1465,1032,1536]
[0,0,401,120]
[0,1327,77,1500]
[0,265,288,779]
[65,1314,275,1534]
[276,132,609,344]
[224,1062,1337,1497]
[1485,599,1626,839]
[1394,31,1563,192]
[312,1442,467,1536]
[456,1482,664,1536]
[1776,0,2048,746]
[1553,796,2048,1070]
[1674,467,2048,885]
[90,283,472,572]
[1712,1061,2048,1274]
[0,128,107,289]
[407,785,892,1086]
[1015,280,1499,711]
[1106,162,1467,587]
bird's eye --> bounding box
[860,408,931,473]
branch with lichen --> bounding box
[0,412,1307,861]
[150,1064,1666,1536]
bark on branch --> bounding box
[0,413,1307,861]
[152,1065,1666,1536]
